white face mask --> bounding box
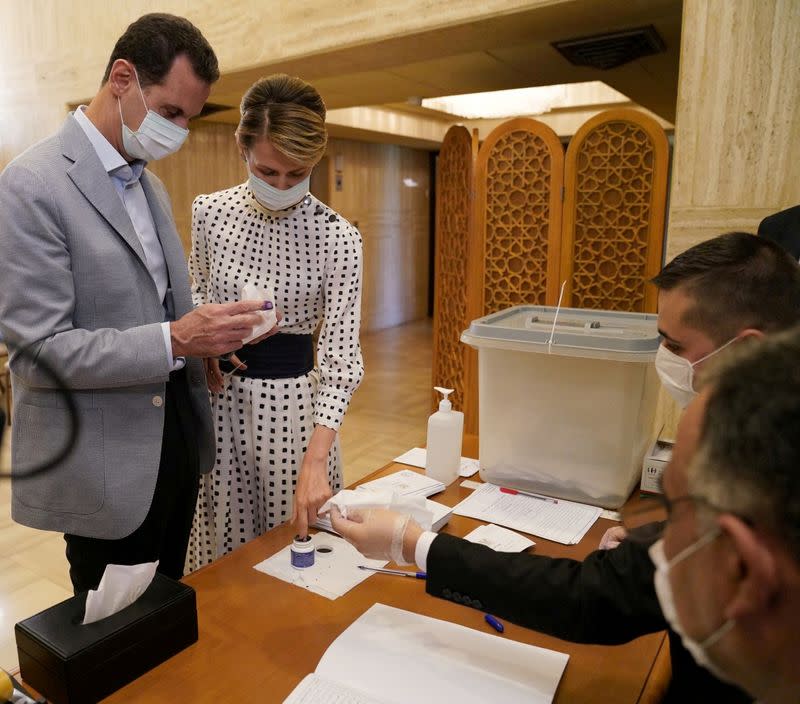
[118,69,189,162]
[655,337,737,408]
[650,536,735,682]
[247,169,311,211]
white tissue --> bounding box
[82,562,158,625]
[241,282,277,343]
[319,489,434,531]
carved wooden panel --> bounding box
[432,126,475,416]
[471,118,564,320]
[562,109,669,313]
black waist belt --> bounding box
[222,333,314,380]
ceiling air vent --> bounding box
[552,25,665,70]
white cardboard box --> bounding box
[640,439,674,494]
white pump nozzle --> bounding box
[434,386,454,412]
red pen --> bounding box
[500,487,558,504]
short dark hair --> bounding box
[651,232,800,343]
[101,13,219,87]
[692,326,800,562]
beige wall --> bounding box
[0,0,554,168]
[325,138,431,332]
[665,0,800,261]
[654,0,800,438]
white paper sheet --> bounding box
[463,524,535,552]
[452,483,602,545]
[253,533,387,600]
[83,562,158,624]
[393,447,480,477]
[284,673,388,704]
[307,604,568,704]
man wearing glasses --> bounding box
[333,232,800,702]
[653,327,800,702]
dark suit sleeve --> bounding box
[425,533,665,644]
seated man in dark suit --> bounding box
[758,204,800,260]
[333,232,800,703]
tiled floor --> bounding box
[0,318,433,671]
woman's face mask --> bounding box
[247,169,311,211]
[655,337,737,408]
[650,535,735,682]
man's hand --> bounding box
[330,507,423,565]
[599,526,628,550]
[170,300,269,358]
[247,309,283,345]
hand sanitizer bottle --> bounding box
[425,387,464,485]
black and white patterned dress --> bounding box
[185,183,363,571]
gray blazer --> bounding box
[0,115,214,539]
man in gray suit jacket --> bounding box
[0,14,273,592]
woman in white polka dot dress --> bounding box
[186,75,363,571]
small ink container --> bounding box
[290,535,315,569]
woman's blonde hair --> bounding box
[236,74,327,166]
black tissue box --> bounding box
[15,573,198,704]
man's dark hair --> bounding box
[651,232,800,343]
[693,326,800,562]
[101,13,219,87]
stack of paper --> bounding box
[452,483,602,545]
[358,468,446,498]
[284,603,569,704]
[393,447,480,478]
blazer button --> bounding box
[152,396,163,407]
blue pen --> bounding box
[484,614,504,633]
[358,565,427,579]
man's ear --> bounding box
[735,328,764,342]
[107,59,136,97]
[717,513,778,620]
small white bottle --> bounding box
[425,387,464,485]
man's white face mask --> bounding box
[650,535,735,682]
[118,68,189,162]
[655,337,737,408]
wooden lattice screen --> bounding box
[470,118,565,320]
[561,109,669,312]
[431,126,476,416]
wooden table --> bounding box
[87,438,667,703]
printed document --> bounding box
[453,483,601,544]
[283,603,568,704]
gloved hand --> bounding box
[598,525,628,550]
[330,507,423,565]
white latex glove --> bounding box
[598,525,628,550]
[330,507,422,565]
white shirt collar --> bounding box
[72,105,130,176]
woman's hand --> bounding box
[292,454,333,538]
[204,357,223,393]
[204,354,246,394]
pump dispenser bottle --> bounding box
[425,387,464,485]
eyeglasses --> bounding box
[620,493,709,542]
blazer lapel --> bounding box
[61,118,148,268]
